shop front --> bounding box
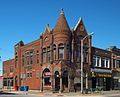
[91,68,112,91]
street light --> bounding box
[81,32,94,94]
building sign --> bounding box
[9,73,13,77]
[96,73,112,77]
[44,72,51,76]
[92,72,112,77]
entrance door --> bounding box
[62,71,68,91]
[106,78,111,90]
[92,77,96,89]
[55,71,60,91]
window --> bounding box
[30,72,32,78]
[3,68,6,74]
[27,73,30,77]
[96,57,101,67]
[30,51,33,64]
[101,58,105,67]
[59,44,64,59]
[22,55,24,66]
[15,52,18,68]
[105,59,110,68]
[43,48,46,63]
[93,56,96,67]
[47,47,50,62]
[92,56,101,67]
[15,56,18,68]
[53,45,56,60]
[36,51,39,64]
[74,49,78,61]
[36,71,39,79]
[113,59,116,68]
[25,51,29,65]
[84,52,88,63]
[3,78,7,86]
[10,66,14,72]
[66,45,70,60]
[116,60,120,68]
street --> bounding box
[1,92,120,97]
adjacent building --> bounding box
[2,10,120,92]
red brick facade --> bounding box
[3,10,120,92]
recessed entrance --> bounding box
[43,68,51,86]
[54,71,60,91]
[62,71,68,91]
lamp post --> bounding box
[81,32,94,94]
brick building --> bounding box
[2,9,120,92]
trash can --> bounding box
[20,86,24,91]
[24,86,29,91]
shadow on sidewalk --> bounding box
[0,91,17,95]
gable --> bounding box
[74,17,88,37]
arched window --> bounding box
[53,44,56,60]
[47,47,50,62]
[66,45,70,60]
[58,44,64,59]
[43,48,46,63]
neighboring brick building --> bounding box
[2,9,120,92]
[91,47,112,91]
[3,59,14,89]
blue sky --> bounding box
[0,0,120,75]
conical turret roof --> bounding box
[53,9,70,32]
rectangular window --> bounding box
[27,73,29,77]
[30,51,33,65]
[101,58,105,67]
[59,48,64,59]
[66,46,70,60]
[43,48,46,63]
[36,71,39,79]
[113,59,116,68]
[15,56,18,68]
[36,51,39,64]
[53,49,56,60]
[25,51,30,65]
[22,55,24,66]
[97,57,100,67]
[74,50,78,61]
[93,56,96,67]
[84,52,88,63]
[3,78,7,86]
[3,68,7,74]
[10,66,14,72]
[47,47,50,62]
[116,60,120,68]
[30,72,32,78]
[106,59,110,68]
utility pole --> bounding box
[80,32,94,94]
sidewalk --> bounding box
[2,90,120,96]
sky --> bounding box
[0,0,120,75]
